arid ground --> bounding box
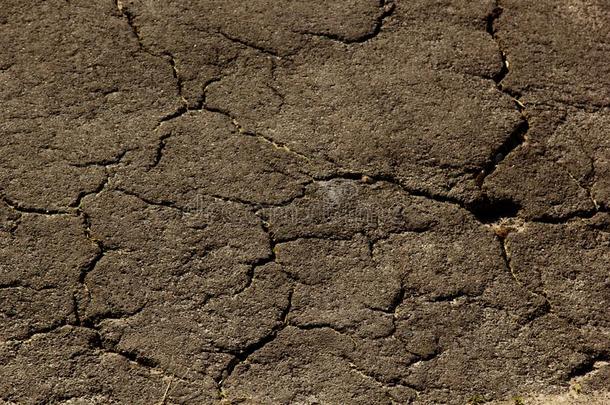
[1,0,609,404]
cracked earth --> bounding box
[1,0,609,404]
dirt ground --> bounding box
[1,0,609,404]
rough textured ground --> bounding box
[1,0,609,404]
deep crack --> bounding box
[486,5,508,84]
[475,120,529,188]
[475,0,531,221]
[567,352,610,381]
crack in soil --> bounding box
[568,353,610,381]
[315,170,520,223]
[216,217,294,393]
[148,132,171,170]
[217,290,293,394]
[202,104,316,163]
[347,359,421,397]
[0,196,70,215]
[551,115,601,211]
[496,230,554,318]
[68,149,130,168]
[114,0,188,116]
[296,0,396,44]
[165,52,188,105]
[74,209,107,322]
[11,322,186,388]
[227,216,278,297]
[533,206,609,224]
[477,1,530,191]
[217,30,283,58]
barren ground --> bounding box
[1,0,609,404]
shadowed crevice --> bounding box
[567,352,610,380]
[485,5,508,84]
[475,120,529,188]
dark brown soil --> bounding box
[1,1,609,403]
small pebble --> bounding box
[361,175,374,184]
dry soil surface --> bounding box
[0,0,609,404]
